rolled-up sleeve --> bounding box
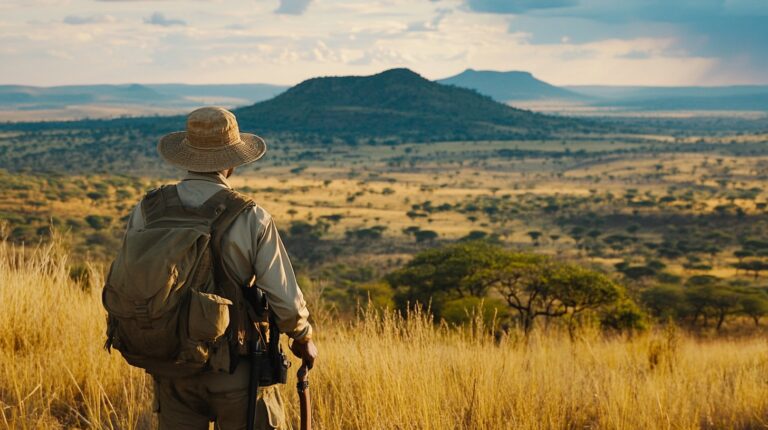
[250,214,313,341]
[215,204,313,341]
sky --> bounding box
[1,0,767,87]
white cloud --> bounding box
[407,8,452,32]
[350,46,413,66]
[63,14,116,25]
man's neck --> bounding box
[184,171,232,189]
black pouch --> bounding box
[245,287,290,386]
[254,349,289,386]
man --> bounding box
[124,106,317,429]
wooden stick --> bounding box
[297,364,311,430]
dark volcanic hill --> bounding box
[235,68,582,142]
[438,69,587,103]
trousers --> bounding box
[152,359,287,430]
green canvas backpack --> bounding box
[103,185,254,377]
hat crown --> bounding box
[185,107,240,150]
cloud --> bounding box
[63,14,116,25]
[479,0,768,22]
[618,49,652,60]
[493,0,768,83]
[407,8,452,32]
[466,0,577,14]
[143,12,185,26]
[350,46,412,66]
[274,0,312,15]
[2,0,767,86]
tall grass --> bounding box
[2,237,768,429]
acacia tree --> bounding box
[641,284,687,319]
[734,260,768,279]
[495,257,562,333]
[685,285,742,330]
[553,264,623,315]
[387,241,507,316]
[740,290,768,326]
[496,256,623,334]
[389,242,629,332]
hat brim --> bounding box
[157,131,267,172]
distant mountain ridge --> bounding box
[438,69,768,112]
[145,83,288,105]
[0,83,288,121]
[438,69,587,103]
[235,68,583,142]
[567,85,768,111]
[3,70,766,122]
[0,84,175,106]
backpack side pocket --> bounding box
[188,291,233,343]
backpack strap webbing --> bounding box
[206,189,256,239]
[141,185,190,224]
[204,188,256,369]
[206,188,255,298]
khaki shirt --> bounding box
[126,172,312,341]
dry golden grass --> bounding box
[0,238,152,429]
[3,236,768,429]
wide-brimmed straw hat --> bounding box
[158,106,266,172]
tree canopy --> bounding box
[387,241,627,332]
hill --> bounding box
[234,68,584,143]
[437,69,586,103]
[436,70,768,111]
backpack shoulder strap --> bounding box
[206,188,255,281]
[141,185,187,224]
[204,189,256,240]
[203,189,256,369]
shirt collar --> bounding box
[182,171,233,189]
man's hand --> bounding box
[290,339,318,370]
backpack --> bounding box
[102,184,254,377]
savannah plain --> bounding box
[2,118,768,429]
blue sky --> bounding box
[1,0,766,86]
